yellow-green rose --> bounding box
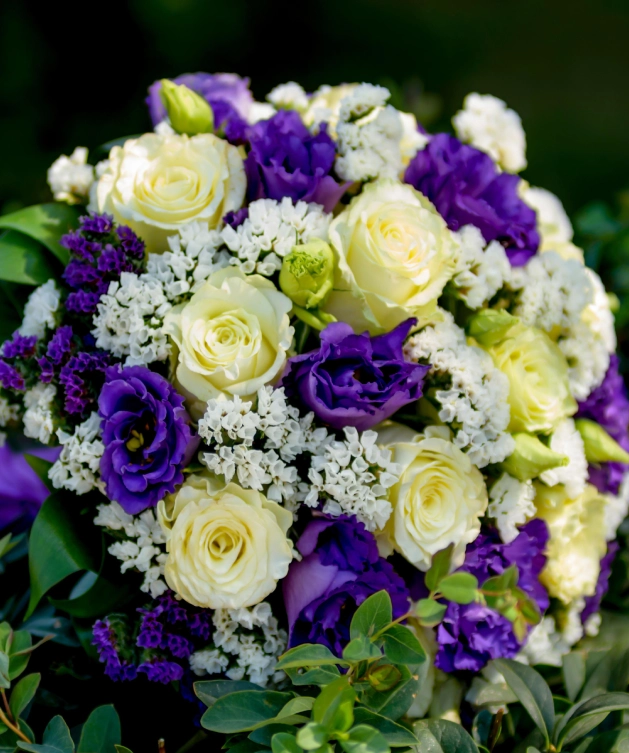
[484,323,576,434]
[535,483,607,604]
[323,179,457,334]
[90,132,246,252]
[165,267,293,411]
[381,426,488,571]
[158,475,293,609]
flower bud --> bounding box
[575,418,629,464]
[501,432,569,481]
[279,239,335,310]
[467,308,518,347]
[160,79,214,136]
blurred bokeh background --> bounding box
[2,0,629,356]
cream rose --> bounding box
[158,475,293,609]
[382,426,488,570]
[323,179,457,334]
[165,267,293,409]
[485,323,577,434]
[535,483,607,604]
[90,132,246,252]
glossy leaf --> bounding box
[360,664,418,720]
[0,204,80,263]
[271,733,301,753]
[77,705,121,753]
[195,679,264,707]
[0,652,9,689]
[9,673,40,718]
[312,677,355,733]
[415,599,447,627]
[349,592,392,641]
[50,571,132,619]
[381,625,426,665]
[249,724,297,746]
[18,715,74,753]
[9,631,33,680]
[366,664,402,693]
[201,690,294,733]
[438,573,479,604]
[554,691,629,750]
[275,696,315,719]
[352,708,417,747]
[284,665,340,686]
[339,725,390,753]
[425,545,454,592]
[276,644,347,670]
[343,635,382,663]
[0,231,57,286]
[563,652,586,702]
[23,456,54,494]
[296,722,328,751]
[413,719,479,753]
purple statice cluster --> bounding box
[578,355,629,494]
[0,334,37,391]
[61,214,145,315]
[93,591,212,684]
[283,516,410,656]
[433,520,549,673]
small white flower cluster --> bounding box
[20,280,61,339]
[453,93,527,173]
[47,146,95,204]
[539,418,588,499]
[0,396,19,447]
[405,313,515,467]
[94,501,168,598]
[49,412,105,495]
[266,82,309,112]
[335,84,405,182]
[522,186,574,248]
[488,473,536,544]
[144,222,230,303]
[518,599,590,667]
[23,383,57,445]
[199,386,328,505]
[92,273,172,366]
[510,251,593,334]
[190,601,287,686]
[221,198,331,276]
[306,427,401,531]
[451,225,510,309]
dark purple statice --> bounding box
[0,334,38,391]
[38,326,74,383]
[435,520,549,673]
[404,133,539,266]
[98,365,198,514]
[0,360,25,391]
[59,350,111,416]
[61,214,145,316]
[283,516,410,656]
[578,355,629,494]
[223,207,249,228]
[2,334,37,360]
[92,617,138,682]
[582,541,620,624]
[245,111,347,212]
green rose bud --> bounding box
[279,239,335,310]
[467,308,519,347]
[575,418,629,464]
[501,432,569,481]
[160,79,214,136]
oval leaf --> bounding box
[18,715,73,753]
[0,204,80,263]
[276,643,346,670]
[340,725,390,753]
[195,679,264,708]
[381,625,426,666]
[78,705,121,753]
[201,690,294,733]
[9,673,40,718]
[0,231,57,286]
[439,573,479,604]
[413,719,479,753]
[350,592,392,641]
[352,708,418,747]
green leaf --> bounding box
[276,644,347,671]
[18,715,74,753]
[77,706,121,753]
[271,733,301,753]
[275,697,315,719]
[425,545,454,592]
[339,725,390,753]
[284,665,341,687]
[352,708,417,747]
[201,690,294,734]
[366,665,402,693]
[359,664,418,720]
[492,659,554,747]
[49,571,132,619]
[26,493,100,618]
[9,673,40,718]
[350,592,392,641]
[0,652,9,689]
[114,747,134,753]
[413,720,479,753]
[381,625,426,666]
[312,677,355,733]
[9,631,33,680]
[438,573,479,604]
[563,652,586,702]
[0,231,58,286]
[0,204,80,264]
[296,723,328,751]
[554,691,629,750]
[249,725,297,746]
[23,456,54,494]
[343,635,382,663]
[195,679,264,707]
[415,599,447,627]
[0,534,18,561]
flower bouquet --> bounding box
[2,73,629,753]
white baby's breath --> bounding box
[49,412,104,495]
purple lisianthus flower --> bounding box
[0,442,60,532]
[283,516,410,656]
[577,355,629,494]
[435,520,549,673]
[404,134,539,266]
[99,365,198,514]
[244,110,347,212]
[582,541,619,624]
[279,319,428,432]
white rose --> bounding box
[165,267,293,411]
[323,179,457,334]
[158,475,293,609]
[90,132,246,252]
[382,426,488,570]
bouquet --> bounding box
[2,73,629,753]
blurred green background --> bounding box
[2,0,629,358]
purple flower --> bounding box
[0,442,60,532]
[582,542,619,624]
[283,516,410,656]
[99,366,197,514]
[2,334,37,360]
[92,617,138,682]
[435,520,549,673]
[0,361,25,391]
[59,350,111,416]
[577,355,629,494]
[404,134,539,266]
[137,658,184,684]
[223,207,249,228]
[279,319,428,431]
[244,111,346,212]
[80,214,114,235]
